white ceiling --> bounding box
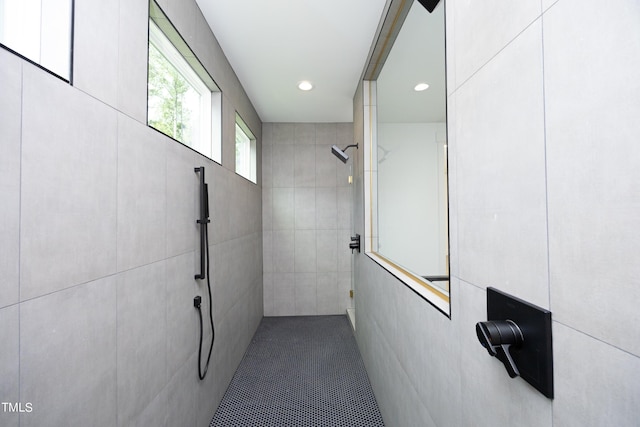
[195,0,388,123]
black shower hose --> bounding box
[196,224,214,380]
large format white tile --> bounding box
[393,367,437,427]
[248,184,263,234]
[0,50,21,309]
[316,123,337,145]
[272,230,294,273]
[336,123,354,149]
[272,123,295,145]
[249,277,264,333]
[226,234,261,306]
[553,323,640,426]
[294,272,317,315]
[294,230,317,273]
[214,235,258,321]
[229,178,255,238]
[272,144,294,187]
[272,187,294,230]
[263,272,275,315]
[544,0,640,356]
[336,186,353,228]
[262,229,273,273]
[262,143,273,188]
[117,0,149,122]
[116,261,167,427]
[316,187,337,230]
[294,123,315,145]
[317,272,339,315]
[127,385,168,427]
[542,0,560,12]
[20,277,117,427]
[20,67,118,300]
[0,306,19,427]
[166,252,199,381]
[209,163,231,244]
[73,0,119,106]
[165,357,197,427]
[166,141,197,258]
[316,230,338,272]
[273,273,295,316]
[294,145,316,187]
[262,187,273,231]
[117,114,167,271]
[453,0,541,86]
[455,22,549,308]
[337,229,353,272]
[210,239,232,322]
[294,187,316,230]
[262,123,273,146]
[395,280,462,427]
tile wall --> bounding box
[262,123,355,316]
[352,0,640,426]
[0,0,263,426]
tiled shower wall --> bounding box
[0,0,262,426]
[262,123,354,316]
[352,0,640,426]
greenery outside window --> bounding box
[0,0,73,80]
[235,113,256,183]
[148,1,221,162]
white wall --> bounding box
[0,0,263,426]
[377,122,448,275]
[353,0,640,426]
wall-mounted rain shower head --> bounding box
[331,144,358,164]
[331,145,349,163]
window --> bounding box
[235,114,256,183]
[0,0,73,80]
[362,0,450,316]
[148,1,221,162]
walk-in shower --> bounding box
[331,144,358,163]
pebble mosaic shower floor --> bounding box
[210,315,385,427]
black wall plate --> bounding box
[487,287,554,399]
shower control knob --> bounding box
[476,320,523,378]
[349,234,361,253]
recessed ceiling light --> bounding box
[298,81,313,91]
[414,83,430,91]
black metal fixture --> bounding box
[476,320,524,378]
[349,234,361,253]
[417,0,441,13]
[331,144,358,163]
[475,287,554,398]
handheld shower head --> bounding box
[331,144,358,164]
